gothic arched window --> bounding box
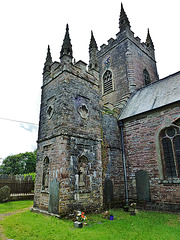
[161,126,180,178]
[143,69,151,86]
[103,70,113,94]
[42,156,50,190]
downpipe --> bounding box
[118,120,129,206]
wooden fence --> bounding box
[0,174,34,194]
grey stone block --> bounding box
[74,221,83,228]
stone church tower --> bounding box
[34,25,103,214]
[33,4,162,215]
[98,3,158,111]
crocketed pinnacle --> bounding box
[89,31,98,50]
[46,45,52,63]
[60,24,73,59]
[146,29,154,49]
[119,3,131,32]
[88,30,99,72]
[43,45,52,73]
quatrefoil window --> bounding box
[78,104,89,119]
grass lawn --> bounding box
[0,201,179,240]
[0,200,33,214]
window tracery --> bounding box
[143,69,151,86]
[161,126,180,178]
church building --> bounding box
[33,4,180,215]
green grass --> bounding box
[0,201,180,240]
[0,200,33,214]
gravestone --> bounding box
[48,178,59,214]
[104,179,113,203]
[135,170,151,202]
[0,185,11,203]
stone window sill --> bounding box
[102,89,115,96]
[41,190,49,194]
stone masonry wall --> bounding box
[38,63,101,142]
[101,113,124,205]
[128,37,159,90]
[122,103,180,208]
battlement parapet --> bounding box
[43,60,98,87]
[98,28,155,60]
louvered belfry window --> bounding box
[161,126,180,178]
[103,70,113,94]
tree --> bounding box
[0,150,37,175]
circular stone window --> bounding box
[166,127,176,138]
[78,104,89,119]
[47,105,53,119]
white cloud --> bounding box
[0,120,37,160]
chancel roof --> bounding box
[119,71,180,120]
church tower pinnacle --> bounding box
[88,31,99,76]
[89,30,98,50]
[145,29,155,58]
[146,29,154,49]
[43,45,52,75]
[119,3,131,33]
[60,24,73,63]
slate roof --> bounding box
[119,71,180,120]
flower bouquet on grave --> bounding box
[78,211,87,225]
[74,211,87,228]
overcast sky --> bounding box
[0,0,179,162]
